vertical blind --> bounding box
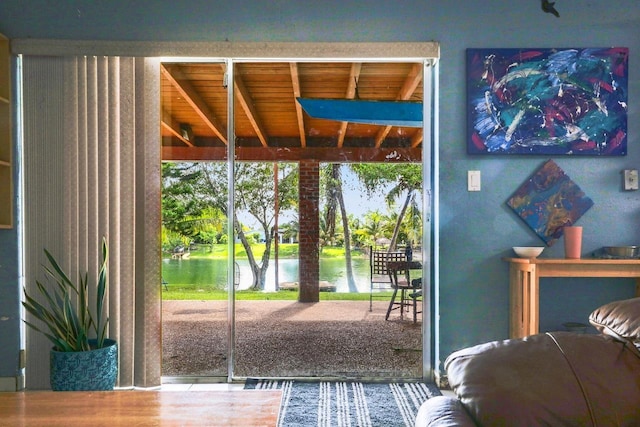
[22,55,161,389]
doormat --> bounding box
[244,379,441,427]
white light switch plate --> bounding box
[468,170,481,191]
[624,169,638,191]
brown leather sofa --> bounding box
[416,298,640,426]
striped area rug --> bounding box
[244,379,441,427]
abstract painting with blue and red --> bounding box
[467,48,628,155]
[507,159,594,246]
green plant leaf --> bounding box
[23,238,110,352]
[95,237,109,347]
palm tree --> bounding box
[351,163,422,251]
[322,164,357,292]
[347,215,366,249]
[359,210,387,247]
[385,185,420,250]
[279,220,299,243]
[403,198,422,248]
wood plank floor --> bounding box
[0,390,282,426]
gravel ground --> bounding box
[162,300,423,379]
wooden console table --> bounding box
[504,257,640,339]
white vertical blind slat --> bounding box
[22,56,66,388]
[64,57,79,291]
[108,56,124,383]
[133,57,162,386]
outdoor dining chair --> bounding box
[369,246,405,311]
[385,259,422,323]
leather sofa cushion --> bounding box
[589,297,640,344]
[445,332,640,426]
[414,396,476,427]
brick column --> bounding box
[298,160,320,302]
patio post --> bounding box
[298,160,320,302]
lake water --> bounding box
[162,256,372,293]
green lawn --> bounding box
[173,243,359,260]
[162,289,389,301]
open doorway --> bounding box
[160,51,437,381]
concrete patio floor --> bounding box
[162,300,423,379]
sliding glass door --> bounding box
[161,61,230,378]
[158,44,437,381]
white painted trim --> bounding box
[0,375,24,391]
[10,39,439,60]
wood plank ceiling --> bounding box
[161,61,424,163]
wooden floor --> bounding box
[0,390,282,426]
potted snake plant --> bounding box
[22,237,118,391]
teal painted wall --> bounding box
[0,0,639,378]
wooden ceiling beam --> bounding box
[161,107,194,147]
[162,146,422,163]
[289,62,307,147]
[374,63,423,148]
[373,127,392,148]
[234,74,269,147]
[337,63,362,148]
[161,64,228,144]
[410,129,423,148]
[397,63,423,100]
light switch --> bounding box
[624,169,638,191]
[468,170,481,191]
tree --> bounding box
[279,220,299,243]
[351,163,422,250]
[322,164,357,292]
[347,215,365,249]
[356,210,388,247]
[162,163,215,238]
[162,161,298,290]
[322,166,338,246]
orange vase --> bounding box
[564,226,583,259]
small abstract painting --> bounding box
[467,47,628,155]
[507,159,594,246]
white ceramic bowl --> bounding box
[512,246,544,258]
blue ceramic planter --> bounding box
[50,339,118,391]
